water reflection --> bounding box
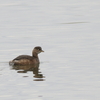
[10,64,45,81]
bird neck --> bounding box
[32,52,38,58]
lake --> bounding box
[0,0,100,100]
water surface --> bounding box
[0,0,100,100]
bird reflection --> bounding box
[10,64,45,81]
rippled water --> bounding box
[0,0,100,100]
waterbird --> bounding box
[9,46,44,66]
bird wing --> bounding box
[13,55,34,61]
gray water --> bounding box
[0,0,100,100]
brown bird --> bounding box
[9,46,44,66]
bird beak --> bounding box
[41,50,44,52]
